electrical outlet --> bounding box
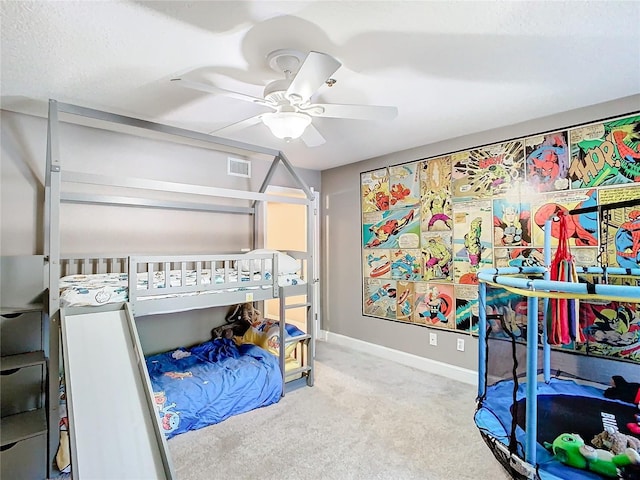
[429,332,437,346]
[457,338,465,352]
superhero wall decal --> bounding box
[360,112,640,362]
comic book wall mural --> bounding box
[360,112,640,363]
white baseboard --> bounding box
[320,330,477,386]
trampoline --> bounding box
[475,219,640,480]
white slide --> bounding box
[61,304,173,479]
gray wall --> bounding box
[1,109,321,352]
[320,94,640,372]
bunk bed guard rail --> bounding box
[127,253,279,316]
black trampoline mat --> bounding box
[514,394,640,445]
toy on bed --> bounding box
[605,376,640,435]
[544,433,640,478]
[214,303,304,369]
[210,303,257,339]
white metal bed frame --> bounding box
[44,99,316,477]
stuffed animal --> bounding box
[544,433,640,478]
[210,324,235,340]
[592,427,640,455]
[604,376,640,435]
[211,303,261,339]
[226,302,261,327]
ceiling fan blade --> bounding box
[300,123,326,148]
[305,103,398,121]
[171,78,272,106]
[285,51,341,103]
[208,115,263,136]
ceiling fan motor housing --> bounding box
[265,49,309,105]
[264,79,294,104]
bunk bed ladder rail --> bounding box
[278,282,314,396]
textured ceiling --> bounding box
[1,1,639,170]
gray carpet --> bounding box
[168,340,511,480]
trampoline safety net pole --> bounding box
[478,281,487,398]
[525,293,539,465]
[542,219,551,383]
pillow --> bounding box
[239,321,299,359]
[263,324,297,359]
[239,249,300,275]
[240,326,266,347]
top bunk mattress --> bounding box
[59,251,306,307]
[59,269,305,307]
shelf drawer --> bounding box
[1,364,44,417]
[0,433,46,480]
[0,311,43,356]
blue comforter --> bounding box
[146,338,283,439]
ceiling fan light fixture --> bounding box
[262,111,312,141]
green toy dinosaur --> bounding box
[544,433,640,478]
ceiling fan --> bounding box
[171,49,398,147]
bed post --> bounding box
[45,99,62,478]
[305,190,315,385]
[279,287,287,393]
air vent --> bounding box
[227,157,251,178]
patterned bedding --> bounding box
[59,270,304,307]
[146,337,284,439]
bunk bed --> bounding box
[44,100,316,478]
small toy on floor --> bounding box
[545,433,640,478]
[604,376,640,436]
